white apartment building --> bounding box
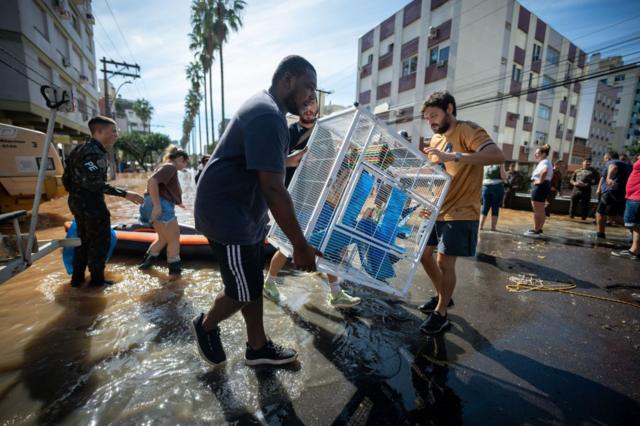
[575,78,619,170]
[0,0,98,146]
[356,0,588,169]
[588,54,640,152]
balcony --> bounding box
[556,128,563,139]
[360,63,372,79]
[523,117,533,132]
[398,73,416,93]
[559,100,567,114]
[376,82,391,99]
[428,19,452,47]
[510,80,522,96]
[574,82,581,94]
[378,52,393,70]
[506,112,519,128]
[358,90,371,105]
[531,59,541,73]
[565,129,573,141]
[425,62,448,83]
[514,46,525,66]
[527,90,537,103]
[569,105,576,117]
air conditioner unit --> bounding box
[428,26,438,39]
[512,113,520,119]
[79,74,89,83]
[62,57,71,67]
[86,13,95,25]
[523,141,528,146]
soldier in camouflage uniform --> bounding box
[63,116,143,287]
[569,159,599,220]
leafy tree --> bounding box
[115,132,172,170]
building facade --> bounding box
[588,54,640,152]
[0,0,98,149]
[356,0,588,170]
[574,78,619,170]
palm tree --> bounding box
[190,0,219,151]
[211,0,246,136]
[132,98,154,133]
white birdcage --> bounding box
[268,107,451,297]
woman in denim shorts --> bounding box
[138,145,189,276]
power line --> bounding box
[103,0,149,99]
[0,57,47,87]
[0,45,53,86]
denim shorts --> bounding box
[139,194,177,224]
[623,200,640,229]
[481,183,505,216]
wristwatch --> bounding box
[454,152,462,162]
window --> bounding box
[546,47,560,65]
[542,75,555,92]
[438,46,449,64]
[538,104,551,120]
[85,29,93,53]
[532,44,541,61]
[430,47,438,65]
[367,54,373,64]
[70,9,81,35]
[535,131,548,144]
[614,74,625,82]
[33,2,49,40]
[429,46,449,65]
[387,43,394,54]
[402,56,418,76]
[512,65,522,82]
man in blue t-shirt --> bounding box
[192,55,319,367]
[596,151,632,238]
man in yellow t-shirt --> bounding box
[419,91,505,335]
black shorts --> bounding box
[531,181,551,202]
[209,240,264,302]
[597,190,626,216]
[426,220,479,257]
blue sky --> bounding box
[91,0,639,151]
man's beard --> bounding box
[299,114,315,126]
[433,115,451,134]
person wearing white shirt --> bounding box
[525,144,553,236]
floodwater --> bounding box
[0,171,639,425]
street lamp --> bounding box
[111,80,132,119]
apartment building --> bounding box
[356,0,588,169]
[574,78,619,170]
[0,0,98,146]
[589,54,640,152]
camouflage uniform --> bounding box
[570,167,599,220]
[63,139,127,284]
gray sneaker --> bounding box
[263,279,281,302]
[611,249,639,260]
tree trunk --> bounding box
[203,75,210,153]
[219,44,225,135]
[198,110,203,156]
[208,68,215,144]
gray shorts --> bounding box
[426,220,479,257]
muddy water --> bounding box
[0,172,638,424]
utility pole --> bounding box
[100,57,140,179]
[101,57,140,117]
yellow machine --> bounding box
[0,123,66,212]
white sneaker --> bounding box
[328,290,361,308]
[263,279,281,302]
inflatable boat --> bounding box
[63,222,276,260]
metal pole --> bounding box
[25,108,58,261]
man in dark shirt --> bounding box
[503,163,523,208]
[545,160,563,217]
[596,151,632,238]
[569,159,599,220]
[62,116,143,287]
[192,55,319,367]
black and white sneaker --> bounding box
[245,339,297,366]
[191,313,226,366]
[420,311,450,336]
[417,296,454,314]
[524,229,543,237]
